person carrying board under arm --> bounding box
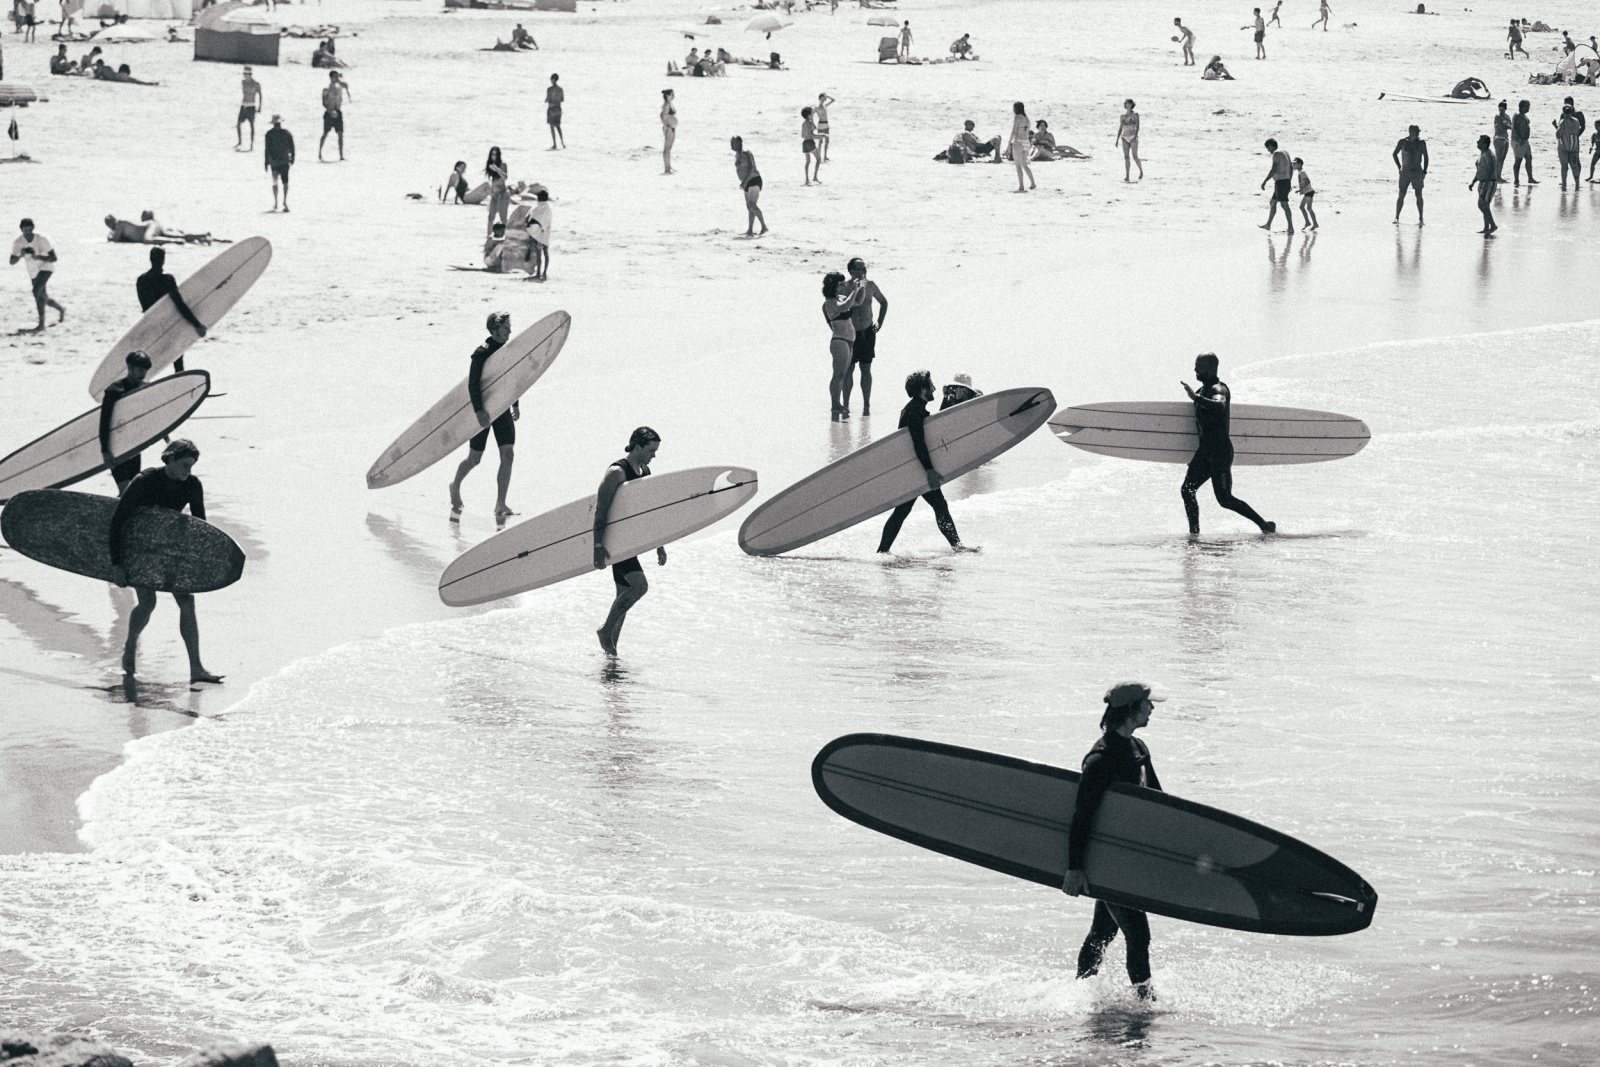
[136,246,206,372]
[1180,353,1274,539]
[100,350,152,493]
[593,426,666,656]
[1061,682,1166,1000]
[449,311,519,525]
[876,370,968,554]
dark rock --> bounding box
[175,1044,278,1067]
[0,1034,132,1067]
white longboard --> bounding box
[367,311,571,489]
[738,387,1055,556]
[0,371,210,503]
[1049,402,1370,465]
[1378,92,1485,104]
[89,238,272,400]
[438,465,758,607]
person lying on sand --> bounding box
[93,61,157,84]
[1202,55,1234,80]
[488,39,517,52]
[1031,120,1087,160]
[104,212,211,244]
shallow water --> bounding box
[3,322,1597,1066]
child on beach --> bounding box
[801,106,822,185]
[1244,8,1266,59]
[1173,18,1194,65]
[1294,157,1318,229]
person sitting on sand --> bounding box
[442,160,469,203]
[1202,55,1234,80]
[511,23,537,49]
[482,222,508,272]
[685,46,701,69]
[311,38,345,69]
[49,44,74,74]
[78,46,100,71]
[1031,119,1086,160]
[950,33,974,59]
[1449,77,1490,100]
[958,119,1004,162]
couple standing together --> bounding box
[820,259,888,419]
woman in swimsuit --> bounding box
[822,271,866,418]
[1116,99,1143,181]
[1010,101,1035,192]
[593,426,666,656]
[484,146,509,235]
[661,89,677,174]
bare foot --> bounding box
[191,670,225,684]
[596,628,617,655]
[122,645,137,675]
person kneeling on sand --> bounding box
[49,45,75,74]
[959,119,1004,162]
[950,33,974,59]
[1202,55,1234,80]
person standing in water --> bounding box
[1243,8,1266,59]
[1258,138,1294,233]
[318,70,349,161]
[448,311,520,525]
[822,271,865,418]
[1294,156,1318,229]
[484,146,510,236]
[264,114,294,211]
[9,217,64,333]
[1180,353,1274,538]
[1010,101,1036,191]
[593,426,666,656]
[137,247,206,372]
[236,65,262,151]
[1060,682,1165,1001]
[1116,99,1143,181]
[1511,100,1536,186]
[661,88,677,174]
[1492,101,1512,182]
[109,438,224,685]
[1554,103,1583,190]
[1470,134,1499,236]
[100,349,152,493]
[1392,125,1428,224]
[815,92,834,161]
[731,136,767,236]
[877,370,968,553]
[843,257,887,418]
[545,73,565,149]
[1173,18,1195,65]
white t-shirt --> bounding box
[11,233,54,278]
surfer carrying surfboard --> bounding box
[593,427,666,656]
[1179,354,1275,538]
[875,371,966,553]
[100,350,152,492]
[109,438,224,685]
[449,312,520,525]
[136,247,207,372]
[1061,681,1164,999]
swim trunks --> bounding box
[270,163,290,182]
[852,325,877,364]
[546,106,562,125]
[743,174,763,191]
[611,556,644,589]
[802,138,816,153]
[1254,29,1264,42]
[1398,170,1425,194]
[469,409,516,452]
[323,109,343,133]
[1272,178,1291,202]
[238,105,256,123]
[1512,140,1531,160]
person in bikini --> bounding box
[1179,353,1275,539]
[448,311,520,525]
[661,88,677,174]
[236,65,262,151]
[822,271,866,418]
[1116,99,1143,181]
[593,426,667,656]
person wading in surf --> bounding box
[876,370,969,553]
[1180,353,1275,539]
[449,311,519,525]
[1061,681,1165,1000]
[110,438,224,685]
[100,349,152,493]
[594,426,666,656]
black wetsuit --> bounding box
[940,383,980,410]
[467,336,516,451]
[1067,730,1162,987]
[99,376,143,490]
[109,468,205,568]
[1180,381,1269,535]
[608,458,649,588]
[877,397,960,552]
[136,266,204,373]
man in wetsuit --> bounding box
[843,257,887,417]
[1180,353,1274,538]
[448,311,520,525]
[1393,125,1428,225]
[110,438,224,684]
[1060,681,1165,1000]
[136,246,206,372]
[593,426,667,656]
[876,370,967,553]
[100,349,152,493]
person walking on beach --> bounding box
[1492,101,1512,181]
[1470,134,1499,235]
[1244,8,1266,59]
[546,73,565,149]
[1010,101,1036,191]
[815,93,834,161]
[898,21,911,60]
[802,106,823,185]
[1587,123,1600,183]
[137,247,206,372]
[484,146,510,235]
[100,350,152,493]
[1267,0,1282,28]
[318,70,349,161]
[1312,0,1331,31]
[731,136,767,237]
[529,189,552,280]
[236,65,262,151]
[1554,103,1583,190]
[1180,353,1274,538]
[9,217,64,333]
[1116,99,1143,181]
[1294,157,1318,229]
[822,271,865,418]
[1392,125,1428,224]
[843,257,887,417]
[264,114,294,211]
[1506,19,1528,59]
[110,439,224,685]
[877,370,967,553]
[661,88,677,174]
[1258,138,1294,233]
[1511,100,1536,186]
[448,311,520,526]
[593,426,666,656]
[1174,18,1195,65]
[1060,682,1165,1001]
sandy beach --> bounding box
[1,0,1598,1062]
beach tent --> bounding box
[193,1,280,65]
[89,0,194,18]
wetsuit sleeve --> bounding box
[467,352,487,415]
[1138,740,1162,793]
[1067,751,1111,871]
[187,476,205,522]
[108,475,151,565]
[164,276,205,334]
[905,405,934,472]
[98,386,120,456]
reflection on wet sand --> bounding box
[366,511,451,583]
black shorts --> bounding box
[29,271,51,295]
[1272,178,1291,202]
[802,138,816,153]
[1300,189,1315,199]
[110,453,141,486]
[469,409,516,451]
[852,325,877,364]
[743,175,763,191]
[323,109,343,134]
[238,105,256,123]
[270,163,290,182]
[1399,170,1424,194]
[612,556,643,589]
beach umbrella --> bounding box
[866,15,899,27]
[745,15,789,36]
